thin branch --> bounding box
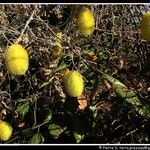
[34,13,64,44]
[15,6,37,44]
[32,100,37,128]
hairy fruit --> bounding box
[0,121,13,141]
[5,44,29,76]
[63,70,84,97]
[141,11,150,40]
[76,7,95,37]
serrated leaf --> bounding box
[98,71,150,119]
[100,71,142,107]
[30,133,44,144]
[48,123,66,139]
[115,86,137,98]
[115,87,141,106]
[16,101,30,118]
[73,131,85,143]
[100,72,126,88]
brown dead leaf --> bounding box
[0,109,6,120]
[54,81,66,101]
[18,121,26,128]
[84,51,97,62]
[118,57,124,69]
[99,101,112,113]
[77,94,88,110]
[103,79,112,90]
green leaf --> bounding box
[48,123,66,139]
[100,71,142,107]
[30,133,44,144]
[73,131,85,143]
[98,71,150,119]
[101,73,126,88]
[55,62,68,73]
[115,86,136,98]
[115,87,141,106]
[89,105,96,112]
[72,116,86,143]
[138,104,150,118]
[16,101,30,118]
[44,110,52,122]
[89,106,98,118]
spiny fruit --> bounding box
[141,11,150,40]
[5,43,29,76]
[51,32,63,59]
[63,70,84,97]
[0,120,13,141]
[76,7,95,37]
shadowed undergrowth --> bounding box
[0,4,150,144]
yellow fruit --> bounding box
[141,11,150,40]
[76,7,95,37]
[63,70,84,97]
[6,58,28,76]
[51,46,63,60]
[5,44,29,76]
[0,121,13,141]
[51,32,63,59]
[56,32,62,45]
